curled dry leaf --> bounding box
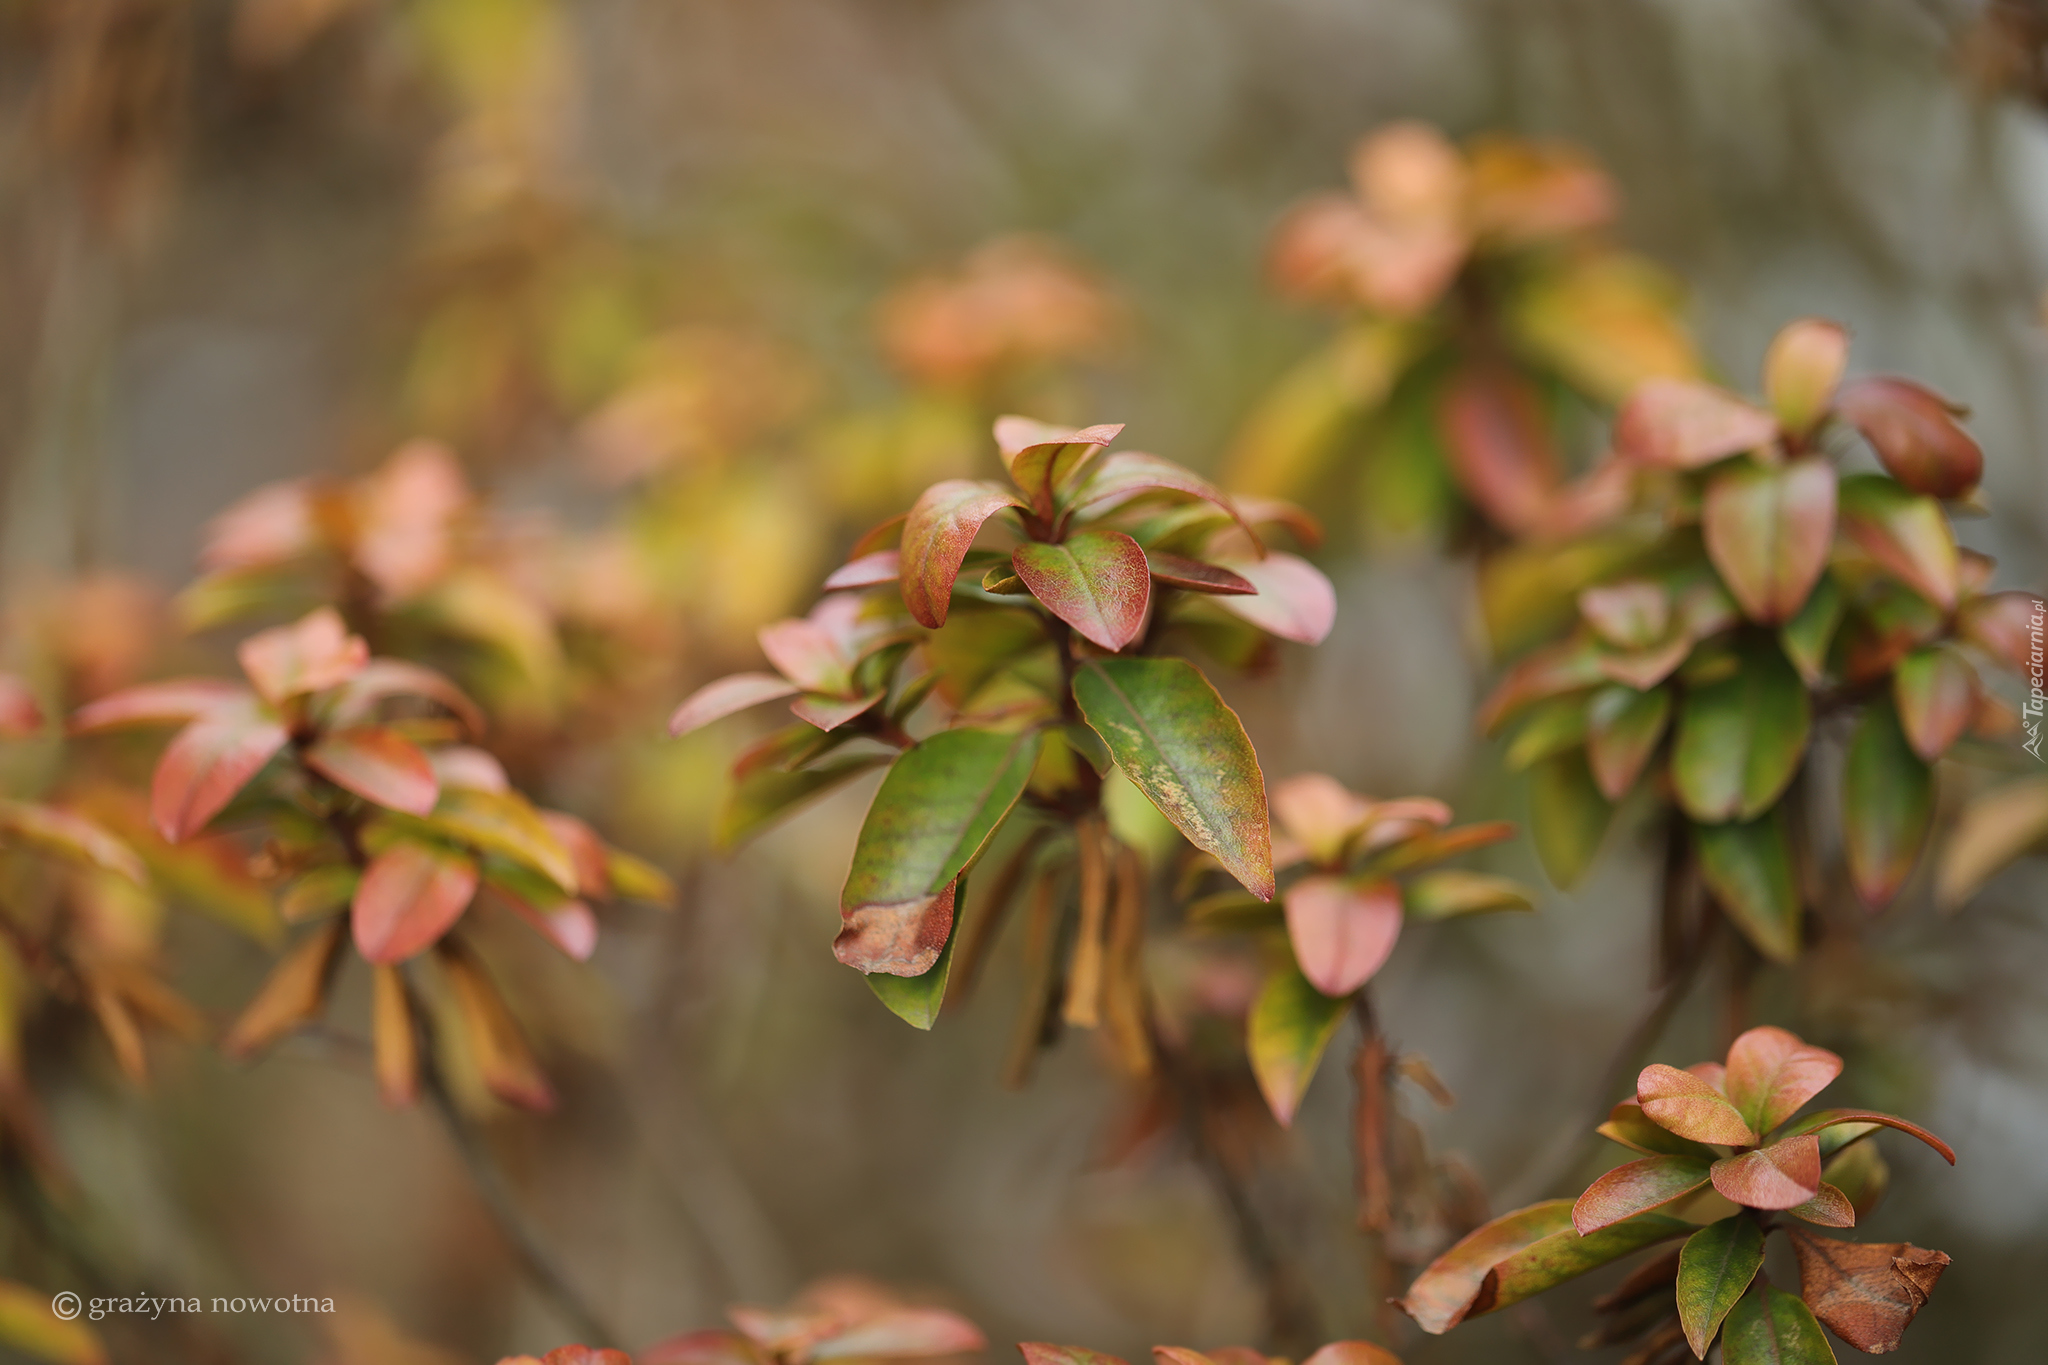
[1788,1231,1949,1354]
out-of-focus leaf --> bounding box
[668,673,802,737]
[836,729,1039,976]
[1671,644,1809,823]
[418,787,578,893]
[1837,474,1958,611]
[304,726,439,816]
[1726,1026,1843,1133]
[1248,960,1347,1127]
[1767,1109,1955,1165]
[353,841,479,964]
[1299,1344,1400,1365]
[824,550,901,590]
[1936,775,2048,911]
[1677,1214,1766,1357]
[1789,1183,1857,1228]
[604,846,676,906]
[1571,1154,1712,1233]
[438,941,553,1111]
[1763,319,1848,437]
[68,678,247,733]
[1504,695,1588,772]
[1020,1345,1131,1365]
[1284,875,1401,996]
[1720,1282,1837,1365]
[900,480,1028,628]
[1268,773,1373,865]
[1779,574,1843,686]
[639,1329,772,1365]
[1402,870,1534,919]
[758,618,854,696]
[1597,1101,1718,1158]
[1144,551,1254,596]
[811,1306,986,1359]
[996,417,1123,514]
[151,697,290,842]
[0,1281,108,1365]
[1074,657,1273,899]
[222,920,346,1058]
[1223,321,1417,497]
[1586,684,1670,800]
[323,659,485,737]
[1477,637,1606,733]
[1787,1232,1948,1354]
[1578,581,1669,650]
[1957,590,2039,672]
[371,965,418,1107]
[0,677,43,737]
[1892,645,1976,762]
[0,802,145,884]
[1468,1215,1691,1319]
[1704,455,1836,624]
[1396,1201,1574,1334]
[1363,820,1515,876]
[279,864,357,922]
[1711,1135,1823,1210]
[1695,813,1802,964]
[716,755,890,850]
[1072,451,1256,544]
[1504,252,1698,403]
[1821,1141,1890,1220]
[1614,379,1778,469]
[1528,750,1611,889]
[1842,699,1933,909]
[236,606,369,705]
[1638,1063,1758,1145]
[789,692,884,732]
[1213,552,1337,645]
[1012,530,1152,651]
[1837,376,1982,498]
[1437,364,1557,535]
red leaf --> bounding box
[899,480,1028,628]
[1571,1154,1712,1234]
[1837,376,1982,498]
[1789,1183,1857,1228]
[1615,379,1779,469]
[1837,474,1959,611]
[1892,645,1977,762]
[70,678,247,733]
[1958,591,2039,672]
[502,894,599,960]
[833,881,958,976]
[0,675,43,737]
[1703,455,1836,624]
[1013,529,1152,650]
[1724,1026,1842,1134]
[1710,1134,1823,1209]
[1438,365,1560,535]
[757,618,854,695]
[824,550,901,590]
[236,607,370,704]
[1770,1108,1956,1164]
[1637,1063,1759,1146]
[1763,318,1849,437]
[302,726,439,815]
[150,699,290,842]
[352,842,480,964]
[1145,551,1255,596]
[669,673,803,737]
[1789,1231,1950,1353]
[995,417,1123,514]
[1284,875,1402,996]
[1215,552,1337,644]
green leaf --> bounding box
[1892,644,1976,762]
[1571,1154,1712,1233]
[1504,695,1590,771]
[1402,870,1536,920]
[865,922,956,1030]
[1837,472,1958,612]
[1695,811,1802,964]
[1396,1201,1574,1335]
[1721,1283,1838,1364]
[1677,1214,1767,1357]
[0,1280,108,1365]
[836,728,1040,976]
[1073,657,1273,899]
[1471,1214,1692,1318]
[1011,530,1152,651]
[716,754,890,850]
[1528,750,1612,889]
[1672,641,1811,822]
[1779,574,1843,686]
[1248,960,1347,1127]
[1842,698,1933,908]
[1586,684,1671,800]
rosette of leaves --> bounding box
[672,416,1335,1031]
[1479,318,2031,960]
[1021,1338,1400,1365]
[1228,122,1698,546]
[69,608,672,1111]
[1398,1026,1953,1361]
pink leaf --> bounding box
[668,673,802,737]
[824,550,902,590]
[150,698,290,842]
[236,607,370,704]
[1216,552,1337,644]
[1012,529,1152,650]
[352,841,479,964]
[302,726,440,815]
[1615,378,1779,469]
[1710,1135,1823,1210]
[70,678,248,733]
[1285,875,1403,995]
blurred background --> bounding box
[2,0,2046,1360]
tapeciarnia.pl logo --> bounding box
[2024,598,2045,762]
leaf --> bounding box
[371,965,418,1106]
[1587,684,1670,800]
[1437,364,1558,535]
[1504,696,1589,772]
[1837,376,1982,499]
[1579,581,1670,650]
[1695,813,1802,964]
[236,606,369,705]
[1704,455,1836,624]
[1937,775,2048,911]
[0,677,40,738]
[303,726,439,816]
[1012,530,1153,650]
[1268,772,1373,864]
[1477,636,1606,732]
[1074,656,1274,898]
[1671,643,1810,822]
[1842,699,1934,909]
[900,480,1028,628]
[0,1281,108,1365]
[865,928,955,1030]
[322,659,485,736]
[1144,551,1254,595]
[1527,750,1611,889]
[1789,1183,1857,1228]
[1615,378,1779,469]
[836,728,1039,975]
[1597,1101,1718,1158]
[1721,1282,1838,1364]
[1763,319,1848,437]
[1214,552,1337,645]
[1284,875,1402,995]
[1571,1154,1712,1233]
[995,416,1123,514]
[1779,574,1843,687]
[1957,589,2039,672]
[1402,870,1535,919]
[1300,1344,1400,1365]
[1711,1135,1823,1209]
[1726,1026,1844,1133]
[150,697,290,843]
[757,618,854,696]
[352,841,479,964]
[1677,1214,1767,1357]
[1821,1142,1889,1219]
[1019,1346,1130,1365]
[668,673,802,737]
[1397,1201,1575,1334]
[811,1307,986,1359]
[1768,1109,1956,1164]
[1787,1232,1949,1354]
[789,692,884,732]
[0,802,145,884]
[1638,1063,1759,1145]
[68,678,247,733]
[823,549,901,590]
[221,920,346,1058]
[438,940,553,1111]
[1892,645,1976,762]
[716,755,891,850]
[1836,474,1959,611]
[1072,451,1257,543]
[1248,960,1348,1126]
[1469,1215,1693,1319]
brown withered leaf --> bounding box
[1789,1230,1949,1353]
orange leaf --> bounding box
[236,607,369,704]
[1788,1231,1949,1354]
[303,726,439,815]
[1637,1063,1758,1146]
[352,842,479,964]
[1710,1134,1822,1209]
[222,920,346,1058]
[1615,379,1778,469]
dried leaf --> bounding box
[1571,1154,1713,1234]
[1726,1026,1843,1134]
[1703,455,1836,624]
[304,726,439,816]
[1842,699,1934,909]
[900,480,1028,628]
[1788,1232,1948,1354]
[669,673,802,737]
[1615,379,1778,470]
[1837,377,1982,499]
[151,697,290,842]
[1710,1135,1823,1210]
[1638,1063,1758,1146]
[1248,960,1348,1126]
[1677,1213,1766,1357]
[1763,319,1848,438]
